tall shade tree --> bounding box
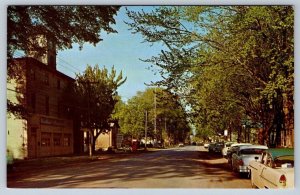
[126,6,294,146]
[7,5,121,118]
[68,65,126,154]
[7,5,120,79]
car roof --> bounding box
[267,148,294,158]
[238,145,268,150]
[231,143,252,147]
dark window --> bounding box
[53,133,61,146]
[41,132,51,147]
[63,134,71,146]
[31,93,36,112]
[45,96,49,115]
[44,73,49,85]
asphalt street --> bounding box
[7,146,251,188]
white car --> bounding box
[231,145,268,175]
[248,148,294,189]
[227,143,252,167]
[222,142,235,157]
[204,143,210,149]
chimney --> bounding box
[27,35,56,70]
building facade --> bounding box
[7,56,82,159]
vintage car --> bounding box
[227,143,252,167]
[248,148,294,189]
[231,145,268,175]
[222,142,235,158]
[204,143,210,149]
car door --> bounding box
[254,152,268,188]
[260,153,275,188]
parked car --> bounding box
[208,142,216,152]
[248,148,294,189]
[222,142,235,158]
[214,142,224,153]
[204,143,210,149]
[227,143,252,167]
[231,145,268,176]
[178,142,184,147]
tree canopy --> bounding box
[65,64,126,152]
[126,6,294,146]
[7,5,120,78]
[113,88,191,145]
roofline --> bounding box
[12,57,75,81]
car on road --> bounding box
[222,142,235,158]
[204,143,210,149]
[227,143,252,168]
[231,145,268,176]
[248,148,294,189]
[178,142,184,147]
[208,142,216,152]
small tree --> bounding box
[71,65,126,156]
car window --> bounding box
[261,153,267,164]
[240,148,266,155]
[266,155,272,167]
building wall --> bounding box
[7,58,76,159]
[7,81,28,159]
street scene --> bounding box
[6,4,294,190]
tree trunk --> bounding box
[283,93,294,147]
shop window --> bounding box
[41,132,51,147]
[53,133,61,146]
[63,134,71,146]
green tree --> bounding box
[7,5,121,117]
[69,65,126,155]
[114,88,191,146]
[126,6,294,146]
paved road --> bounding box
[8,146,251,188]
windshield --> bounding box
[240,148,266,155]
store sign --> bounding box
[40,117,64,127]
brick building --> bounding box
[7,37,83,159]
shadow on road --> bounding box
[7,148,246,188]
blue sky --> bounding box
[57,6,163,101]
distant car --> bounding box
[214,142,224,153]
[249,148,294,189]
[231,145,268,176]
[208,142,216,152]
[178,143,184,147]
[227,143,252,167]
[204,143,210,149]
[222,142,235,158]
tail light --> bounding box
[237,159,244,166]
[279,175,286,187]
